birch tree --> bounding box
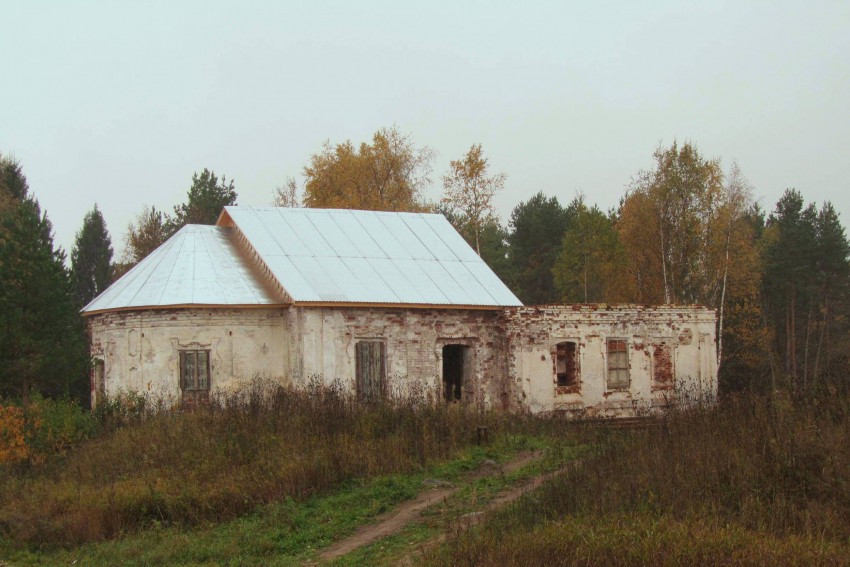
[273,177,301,207]
[303,126,434,212]
[441,144,506,256]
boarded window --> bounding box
[555,341,579,388]
[652,341,674,388]
[606,339,629,389]
[355,341,386,401]
[180,350,210,404]
[93,359,105,407]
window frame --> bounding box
[606,338,630,390]
[179,349,211,393]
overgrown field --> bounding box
[427,390,850,566]
[0,380,554,550]
[3,384,850,565]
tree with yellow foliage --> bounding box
[441,144,506,256]
[303,126,434,212]
[617,143,765,387]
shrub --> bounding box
[0,405,28,464]
[0,395,96,466]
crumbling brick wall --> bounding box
[287,306,509,407]
[504,305,717,416]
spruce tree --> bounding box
[71,204,114,306]
[0,197,88,405]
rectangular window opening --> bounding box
[652,341,674,389]
[555,341,579,388]
[606,339,629,390]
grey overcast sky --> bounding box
[2,1,849,257]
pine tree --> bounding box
[553,196,623,303]
[173,168,237,227]
[764,189,821,390]
[71,204,114,306]
[507,192,573,304]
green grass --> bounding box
[1,381,555,548]
[1,436,573,566]
[6,383,849,566]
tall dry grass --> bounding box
[431,389,850,565]
[0,379,521,548]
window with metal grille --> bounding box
[355,341,386,401]
[606,339,629,389]
[180,350,210,400]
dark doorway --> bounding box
[442,344,469,402]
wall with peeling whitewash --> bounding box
[286,306,508,408]
[87,304,716,417]
[504,305,717,416]
[88,308,288,406]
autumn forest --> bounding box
[1,126,848,406]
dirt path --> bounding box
[318,450,544,562]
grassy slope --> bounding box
[5,388,850,565]
[2,438,572,566]
[425,392,850,566]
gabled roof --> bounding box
[218,207,521,307]
[83,207,521,314]
[82,225,284,314]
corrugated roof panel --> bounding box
[304,210,362,258]
[464,261,522,305]
[82,226,282,313]
[276,209,337,258]
[356,212,414,260]
[376,213,435,260]
[160,231,197,304]
[400,214,458,261]
[364,257,423,304]
[127,234,188,307]
[91,242,172,309]
[261,255,318,301]
[329,211,386,258]
[191,231,229,304]
[440,261,498,305]
[415,259,475,305]
[219,206,522,307]
[247,208,313,257]
[384,258,450,304]
[296,256,350,302]
[422,214,482,263]
[336,257,397,303]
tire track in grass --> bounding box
[319,450,544,562]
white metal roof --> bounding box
[82,225,283,313]
[221,207,522,307]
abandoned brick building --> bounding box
[83,206,717,417]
